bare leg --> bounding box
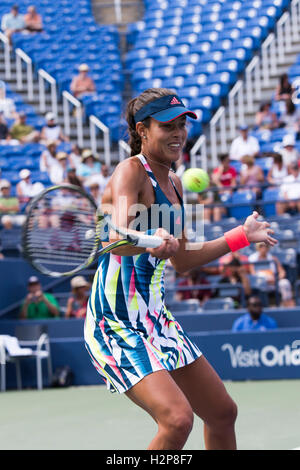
[125,370,194,450]
[171,356,237,450]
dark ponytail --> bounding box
[125,88,176,157]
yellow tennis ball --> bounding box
[182,168,210,193]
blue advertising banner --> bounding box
[190,328,300,380]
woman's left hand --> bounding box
[243,211,277,246]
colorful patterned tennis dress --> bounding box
[84,155,202,393]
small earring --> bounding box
[143,135,146,139]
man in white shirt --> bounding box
[85,164,110,198]
[1,4,25,44]
[229,124,260,161]
[277,161,300,215]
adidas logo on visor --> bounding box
[170,96,181,105]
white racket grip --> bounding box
[135,234,163,248]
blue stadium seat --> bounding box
[263,188,281,217]
[229,190,256,219]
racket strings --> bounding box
[24,188,100,274]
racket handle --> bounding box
[135,234,163,248]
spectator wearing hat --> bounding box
[40,112,68,145]
[229,124,260,161]
[16,169,44,204]
[65,276,90,318]
[1,4,25,44]
[0,180,20,214]
[70,64,96,100]
[20,276,60,319]
[277,161,300,215]
[49,151,70,184]
[279,134,300,166]
[10,111,40,144]
[24,5,43,33]
[77,149,101,181]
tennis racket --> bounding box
[22,184,163,277]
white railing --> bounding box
[0,32,11,80]
[181,0,300,170]
[38,69,58,117]
[209,106,226,166]
[15,48,33,101]
[228,80,244,140]
[190,134,207,170]
[261,33,277,87]
[119,139,131,161]
[62,91,84,148]
[245,56,262,112]
[89,115,111,167]
[114,0,122,23]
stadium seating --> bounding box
[0,0,124,141]
[126,0,290,138]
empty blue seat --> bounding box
[263,188,281,217]
[229,190,256,220]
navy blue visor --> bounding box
[134,95,198,125]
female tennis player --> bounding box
[84,88,277,450]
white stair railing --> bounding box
[188,0,300,169]
[119,139,131,161]
[38,69,58,117]
[209,106,226,166]
[15,48,33,101]
[62,91,84,148]
[190,134,207,170]
[89,115,111,167]
[0,32,11,80]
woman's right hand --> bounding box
[146,228,180,259]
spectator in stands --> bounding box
[49,151,70,184]
[24,5,43,33]
[85,179,102,207]
[40,140,57,173]
[10,111,40,144]
[176,268,212,306]
[0,214,21,257]
[278,98,300,136]
[40,112,68,146]
[69,144,82,170]
[267,153,288,187]
[196,185,215,223]
[70,64,96,99]
[231,295,278,332]
[255,101,279,131]
[0,179,20,214]
[275,73,294,103]
[85,164,110,197]
[229,124,260,161]
[217,256,252,308]
[64,167,83,188]
[239,155,265,198]
[65,276,90,318]
[77,149,101,181]
[277,161,300,215]
[249,242,295,308]
[0,81,17,120]
[0,112,9,142]
[16,169,44,204]
[20,275,60,319]
[219,250,252,274]
[279,134,300,166]
[1,4,25,45]
[211,153,237,221]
